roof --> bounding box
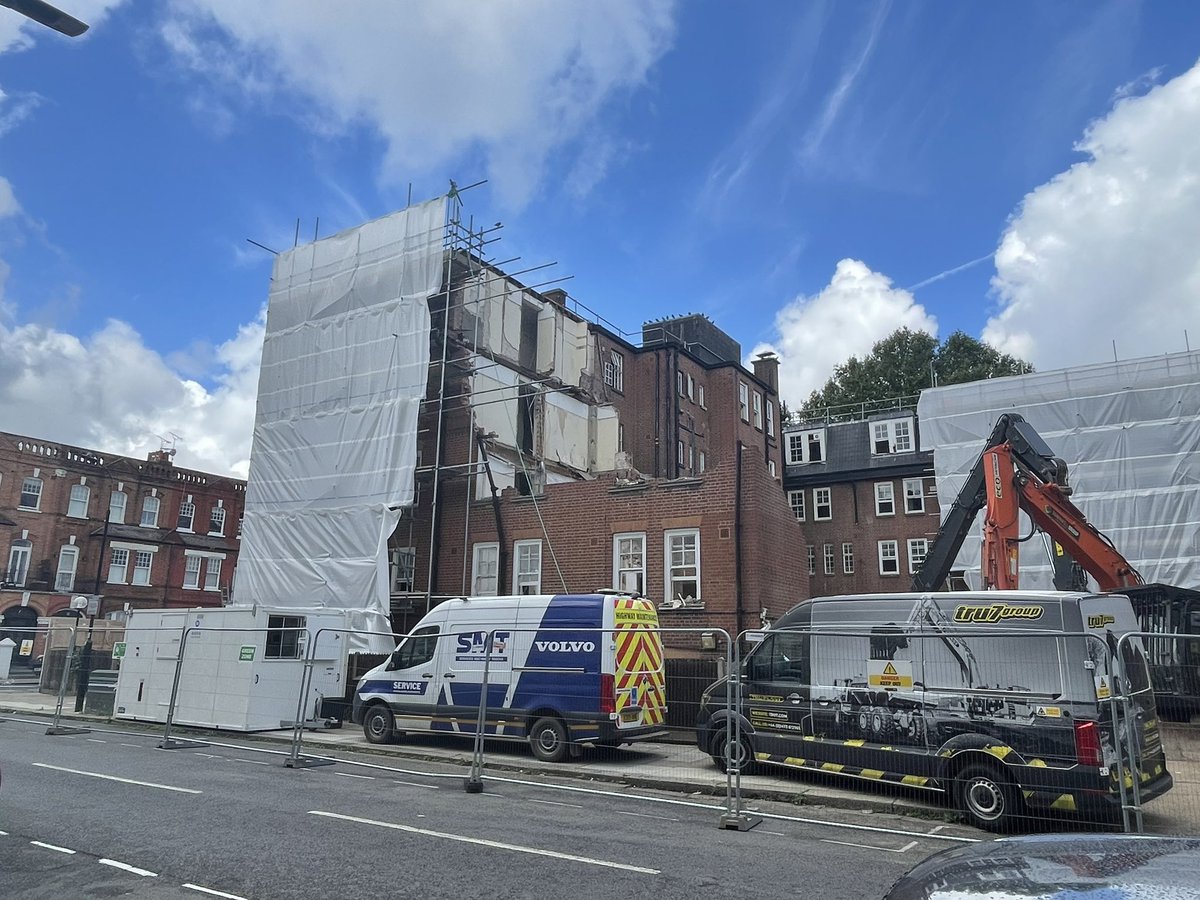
[783,418,933,485]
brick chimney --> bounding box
[753,351,780,392]
[543,289,568,308]
[148,449,174,465]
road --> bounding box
[0,715,981,899]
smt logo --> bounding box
[1087,614,1116,629]
[952,603,1044,624]
[455,631,510,662]
[535,640,597,653]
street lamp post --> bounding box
[74,454,111,712]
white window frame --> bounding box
[823,543,835,576]
[7,540,32,586]
[177,498,195,532]
[874,481,896,517]
[752,392,763,430]
[872,417,915,455]
[698,450,706,474]
[19,477,43,511]
[471,542,500,596]
[738,382,750,422]
[677,370,686,397]
[204,557,222,591]
[878,540,900,576]
[605,349,625,393]
[904,477,925,514]
[806,545,815,577]
[183,554,202,589]
[390,546,416,593]
[140,494,160,528]
[67,483,90,518]
[768,459,777,478]
[612,532,646,595]
[132,550,153,586]
[664,528,700,605]
[766,400,776,437]
[514,539,542,595]
[109,548,130,584]
[813,487,832,520]
[55,545,79,592]
[108,490,127,524]
[786,429,825,465]
[908,538,929,574]
[677,440,685,467]
[788,490,806,521]
[842,542,854,574]
[209,505,226,536]
[687,373,695,401]
[698,384,706,409]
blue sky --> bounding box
[2,1,1199,476]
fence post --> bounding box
[719,629,759,831]
[157,625,205,750]
[46,621,90,736]
[285,627,334,769]
[464,629,495,793]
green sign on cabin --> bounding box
[112,642,127,660]
[239,645,256,662]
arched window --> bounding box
[141,495,160,528]
[67,484,91,518]
[209,506,226,536]
[19,477,43,510]
[108,491,127,524]
[5,539,33,587]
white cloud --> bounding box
[753,258,938,406]
[0,174,19,217]
[161,0,676,208]
[986,58,1200,367]
[0,310,264,478]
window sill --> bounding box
[876,512,895,518]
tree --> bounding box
[798,328,1032,419]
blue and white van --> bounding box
[351,593,667,762]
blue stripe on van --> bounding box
[510,594,604,715]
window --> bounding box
[677,370,686,397]
[766,400,775,437]
[390,547,416,593]
[752,392,763,429]
[177,499,195,532]
[391,625,439,670]
[209,506,226,536]
[613,533,646,594]
[874,482,895,516]
[768,459,777,478]
[109,548,129,584]
[471,542,499,595]
[747,631,810,684]
[103,491,126,525]
[677,440,685,467]
[687,373,695,401]
[688,445,695,472]
[183,554,202,589]
[55,545,79,592]
[19,477,42,510]
[842,542,854,574]
[813,487,832,520]
[141,495,160,527]
[878,540,900,576]
[698,384,706,408]
[514,540,542,595]
[6,539,32,586]
[266,615,305,659]
[604,350,624,393]
[806,545,815,577]
[786,429,825,465]
[67,484,90,518]
[738,382,749,422]
[132,550,153,586]
[872,417,914,455]
[823,543,835,576]
[908,538,929,574]
[204,557,222,591]
[618,423,625,452]
[788,490,805,521]
[904,478,925,514]
[698,451,706,474]
[665,529,700,604]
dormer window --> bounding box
[872,417,914,455]
[786,428,825,465]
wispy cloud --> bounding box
[905,252,992,292]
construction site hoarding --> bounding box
[237,197,447,650]
[918,350,1200,591]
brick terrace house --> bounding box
[781,402,941,595]
[0,432,246,638]
[389,252,808,656]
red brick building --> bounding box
[0,432,246,632]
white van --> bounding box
[351,592,667,762]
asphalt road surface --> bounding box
[0,715,982,899]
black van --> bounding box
[695,591,1173,831]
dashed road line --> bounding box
[334,772,375,780]
[821,838,919,854]
[99,858,157,877]
[120,743,141,749]
[528,798,584,809]
[393,779,440,789]
[232,758,270,766]
[33,762,202,794]
[30,840,75,854]
[86,738,107,744]
[183,885,251,900]
[762,830,788,836]
[309,810,661,874]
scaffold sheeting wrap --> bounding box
[918,350,1200,591]
[238,198,446,650]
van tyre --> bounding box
[711,729,758,776]
[955,763,1020,833]
[529,716,570,763]
[363,704,396,745]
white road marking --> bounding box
[0,830,8,836]
[86,738,107,744]
[762,830,787,836]
[615,810,676,822]
[183,885,251,900]
[232,758,270,766]
[33,763,202,794]
[393,780,440,790]
[528,798,584,809]
[99,858,157,877]
[309,810,660,874]
[120,743,141,749]
[821,839,919,854]
[928,825,945,834]
[334,772,374,780]
[30,841,75,854]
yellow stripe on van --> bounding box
[860,769,885,780]
[985,745,1014,761]
[843,739,865,747]
[901,775,929,787]
[783,756,807,767]
[821,762,845,773]
[1049,794,1077,812]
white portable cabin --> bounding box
[114,605,349,732]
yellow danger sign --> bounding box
[868,659,913,689]
[1095,675,1112,700]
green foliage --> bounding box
[798,328,1031,419]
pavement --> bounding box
[3,681,1199,834]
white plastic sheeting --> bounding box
[918,351,1200,590]
[237,198,447,650]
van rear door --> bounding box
[610,597,666,730]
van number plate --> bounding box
[619,708,641,724]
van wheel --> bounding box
[711,729,758,776]
[955,764,1021,833]
[529,716,570,763]
[363,704,396,745]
